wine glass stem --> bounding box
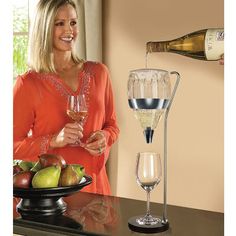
[146,190,151,216]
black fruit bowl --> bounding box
[13,175,92,218]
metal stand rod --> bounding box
[162,71,180,224]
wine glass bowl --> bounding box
[135,152,162,226]
[67,95,88,124]
[136,153,161,192]
[67,95,88,146]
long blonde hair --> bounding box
[28,0,81,73]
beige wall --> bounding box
[103,0,224,213]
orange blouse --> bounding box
[13,61,119,195]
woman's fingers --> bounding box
[85,139,105,149]
[64,127,83,140]
[84,130,106,156]
[86,130,105,143]
[84,145,104,156]
[50,123,84,148]
[65,123,83,138]
[85,132,106,149]
[65,123,83,132]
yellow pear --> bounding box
[32,165,61,188]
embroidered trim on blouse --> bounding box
[38,73,70,98]
[34,61,97,126]
[80,62,94,124]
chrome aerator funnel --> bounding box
[128,69,176,143]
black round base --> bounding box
[128,215,169,234]
[17,197,67,218]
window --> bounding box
[13,0,37,78]
[13,0,28,78]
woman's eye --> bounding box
[70,21,77,26]
[55,22,64,26]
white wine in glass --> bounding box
[67,94,88,145]
[136,152,162,225]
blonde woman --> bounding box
[13,0,119,195]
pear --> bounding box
[39,154,66,168]
[13,171,35,188]
[30,161,42,172]
[71,164,85,182]
[59,165,79,187]
[32,165,61,188]
[19,161,35,171]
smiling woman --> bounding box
[13,0,119,195]
[53,5,78,49]
[28,0,82,73]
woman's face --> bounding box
[53,4,78,53]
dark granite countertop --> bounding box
[13,191,224,236]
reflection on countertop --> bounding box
[64,193,120,235]
[14,191,223,236]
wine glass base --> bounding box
[128,215,169,233]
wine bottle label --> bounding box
[205,28,224,60]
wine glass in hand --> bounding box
[136,152,162,225]
[67,95,88,146]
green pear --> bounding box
[32,165,61,188]
[19,161,35,171]
[71,164,85,182]
[30,161,42,172]
[59,165,79,187]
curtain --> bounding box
[75,0,102,62]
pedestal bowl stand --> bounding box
[13,175,92,219]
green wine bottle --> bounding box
[146,28,224,61]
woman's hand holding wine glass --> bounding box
[49,122,84,148]
[50,94,106,153]
[49,94,88,148]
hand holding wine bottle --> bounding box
[219,54,224,65]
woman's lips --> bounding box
[60,37,73,42]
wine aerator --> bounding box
[128,69,174,143]
[127,68,180,233]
